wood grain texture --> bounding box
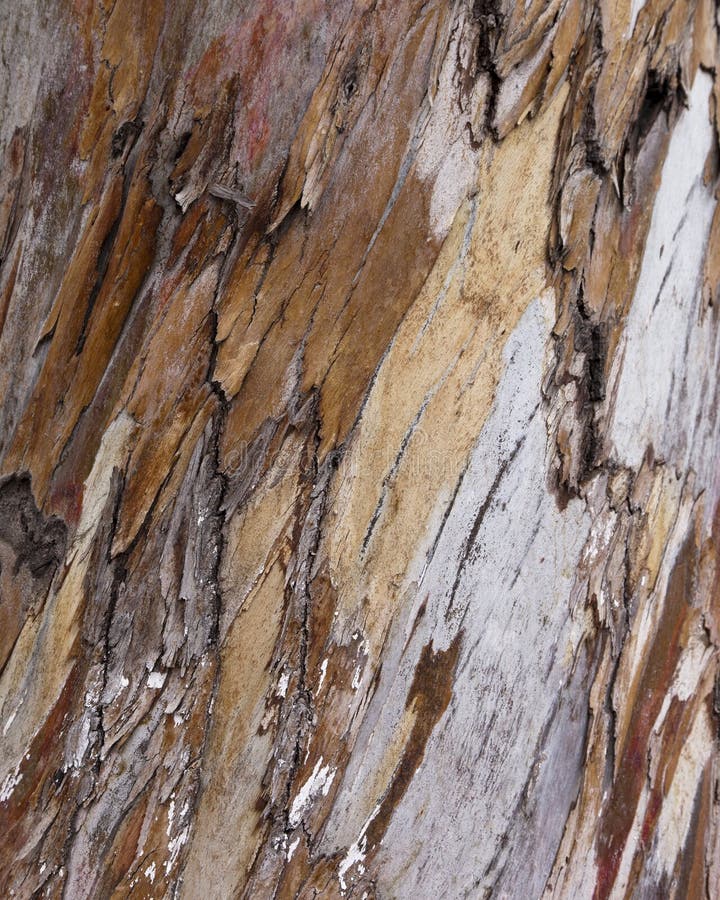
[0,1,719,897]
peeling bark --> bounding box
[1,1,719,898]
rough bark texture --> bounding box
[1,1,720,897]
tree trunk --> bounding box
[1,1,719,897]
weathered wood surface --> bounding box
[1,1,719,897]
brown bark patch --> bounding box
[366,631,462,848]
[594,532,698,899]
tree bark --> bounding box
[1,1,719,897]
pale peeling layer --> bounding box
[0,412,134,789]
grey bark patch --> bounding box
[0,473,67,581]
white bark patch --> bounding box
[652,709,714,877]
[609,71,718,498]
[318,658,329,690]
[338,834,367,892]
[164,827,189,876]
[378,298,591,896]
[147,671,166,690]
[276,671,290,698]
[288,757,336,828]
[670,638,714,702]
[627,0,647,37]
[2,698,22,737]
[337,803,379,892]
[286,836,300,861]
[0,762,22,802]
[77,413,136,544]
[655,631,714,733]
[324,294,594,897]
[416,16,484,239]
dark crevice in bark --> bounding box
[576,312,608,483]
[74,113,147,359]
[446,428,528,618]
[94,471,128,776]
[111,117,144,160]
[201,404,229,652]
[0,473,67,580]
[73,212,122,358]
[361,392,434,556]
[282,404,326,833]
[579,20,608,177]
[472,0,504,140]
[173,234,235,870]
[602,635,622,792]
